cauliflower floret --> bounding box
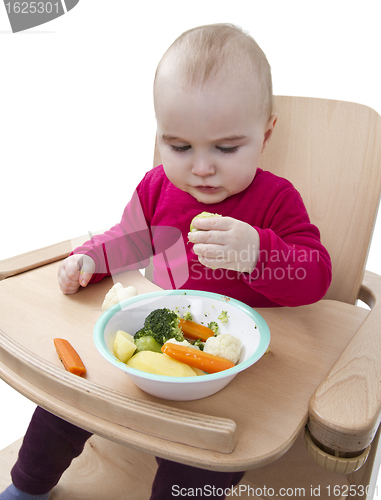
[204,334,241,364]
[165,338,199,350]
[102,283,138,311]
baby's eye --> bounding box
[170,145,191,153]
[217,146,239,154]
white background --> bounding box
[0,0,380,491]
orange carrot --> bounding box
[161,343,235,374]
[178,318,215,342]
[53,338,87,376]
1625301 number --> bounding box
[326,484,377,497]
[5,2,60,14]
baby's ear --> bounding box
[261,114,278,152]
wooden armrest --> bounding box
[0,231,109,281]
[308,270,381,453]
[0,240,72,281]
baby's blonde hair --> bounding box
[154,23,274,120]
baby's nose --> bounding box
[191,157,216,176]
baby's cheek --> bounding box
[163,163,187,190]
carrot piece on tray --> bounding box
[161,343,235,374]
[53,338,87,376]
[178,318,215,342]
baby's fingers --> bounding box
[197,255,220,269]
[188,230,227,246]
[193,243,226,262]
[58,260,80,294]
[76,255,95,287]
[191,215,231,232]
[58,254,94,294]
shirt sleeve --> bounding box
[242,187,332,306]
[71,188,153,284]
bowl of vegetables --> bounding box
[93,289,270,401]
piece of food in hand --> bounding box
[204,334,242,364]
[127,350,196,377]
[161,343,235,373]
[102,283,138,311]
[178,318,215,342]
[53,338,87,376]
[113,330,137,363]
[190,212,222,232]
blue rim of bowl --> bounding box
[93,289,270,384]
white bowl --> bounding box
[93,289,270,401]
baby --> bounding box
[1,23,331,500]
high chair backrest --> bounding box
[153,96,381,304]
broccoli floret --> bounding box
[173,306,181,318]
[207,321,219,335]
[134,336,162,353]
[183,310,193,321]
[134,308,184,346]
[218,311,229,324]
[191,339,205,351]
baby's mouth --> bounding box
[195,186,221,194]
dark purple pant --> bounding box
[12,407,244,498]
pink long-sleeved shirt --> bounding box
[74,165,332,307]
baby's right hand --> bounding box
[58,254,95,294]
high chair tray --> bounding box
[0,243,369,472]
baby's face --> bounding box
[155,75,275,204]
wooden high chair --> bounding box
[1,96,381,499]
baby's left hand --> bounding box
[188,216,259,273]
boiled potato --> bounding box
[115,330,135,344]
[126,351,196,377]
[113,330,136,363]
[190,366,207,376]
